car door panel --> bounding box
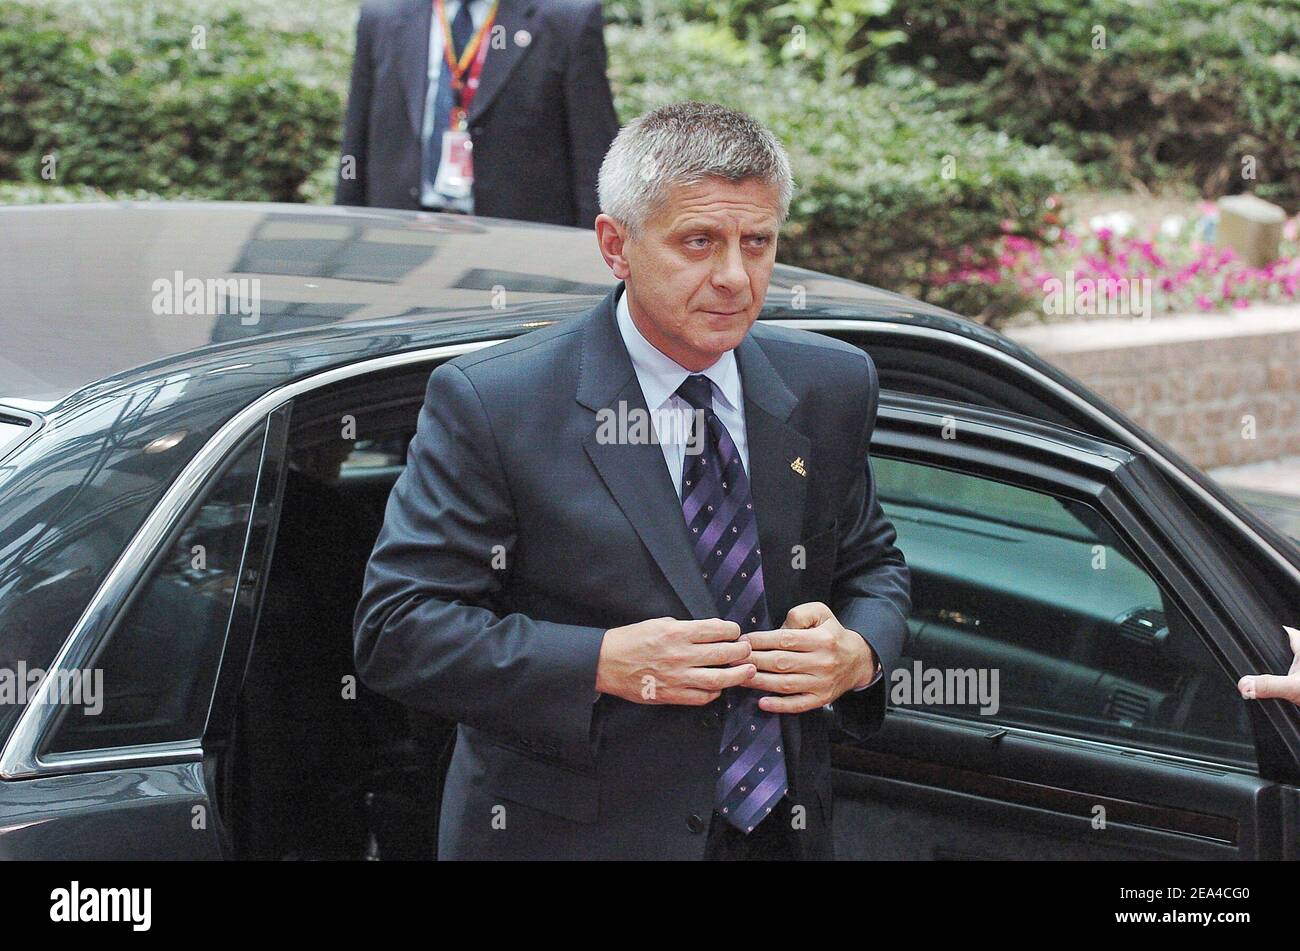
[0,763,224,860]
[830,395,1300,861]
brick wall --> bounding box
[1006,307,1300,470]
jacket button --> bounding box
[687,813,706,834]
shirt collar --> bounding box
[615,286,742,413]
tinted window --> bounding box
[46,427,265,753]
[874,456,1256,769]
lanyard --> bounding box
[435,0,500,130]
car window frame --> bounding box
[868,392,1300,777]
[0,341,500,781]
[38,418,275,758]
[869,444,1256,770]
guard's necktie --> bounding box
[675,374,788,833]
[424,0,476,192]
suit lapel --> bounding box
[398,0,433,138]
[578,284,718,620]
[399,0,536,139]
[469,0,539,126]
[735,333,809,628]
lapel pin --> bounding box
[790,456,807,477]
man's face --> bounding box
[596,176,780,371]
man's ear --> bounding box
[594,214,631,280]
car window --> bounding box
[873,455,1257,769]
[45,427,266,753]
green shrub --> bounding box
[627,0,1300,206]
[0,1,345,201]
[886,0,1300,206]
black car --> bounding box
[1,202,1298,860]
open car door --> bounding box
[832,394,1300,860]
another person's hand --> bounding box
[742,601,877,714]
[596,617,755,706]
[1238,626,1300,705]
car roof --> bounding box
[0,201,994,410]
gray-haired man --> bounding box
[354,100,911,860]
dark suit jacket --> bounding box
[335,0,620,227]
[353,282,912,859]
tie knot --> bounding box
[675,374,714,412]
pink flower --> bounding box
[1196,294,1214,310]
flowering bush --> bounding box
[932,198,1300,325]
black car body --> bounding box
[1,202,1298,859]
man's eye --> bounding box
[686,237,709,248]
[748,236,770,247]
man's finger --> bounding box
[748,672,816,695]
[689,640,752,667]
[1239,673,1300,703]
[749,648,815,673]
[742,628,819,651]
[757,692,824,714]
[783,601,832,630]
[682,663,756,691]
[683,618,743,642]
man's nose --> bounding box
[711,239,748,292]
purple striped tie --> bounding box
[676,374,788,833]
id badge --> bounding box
[432,129,474,199]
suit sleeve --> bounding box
[353,362,606,771]
[335,4,374,206]
[563,1,620,229]
[828,352,911,740]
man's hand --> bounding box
[596,617,756,706]
[1238,625,1300,705]
[742,602,876,714]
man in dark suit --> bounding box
[353,101,911,860]
[335,0,619,227]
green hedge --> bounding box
[885,0,1300,206]
[611,0,1300,206]
[0,1,344,200]
[608,21,1080,318]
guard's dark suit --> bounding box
[335,0,619,227]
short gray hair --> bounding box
[597,101,794,239]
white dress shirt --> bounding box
[615,287,748,497]
[421,0,489,211]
